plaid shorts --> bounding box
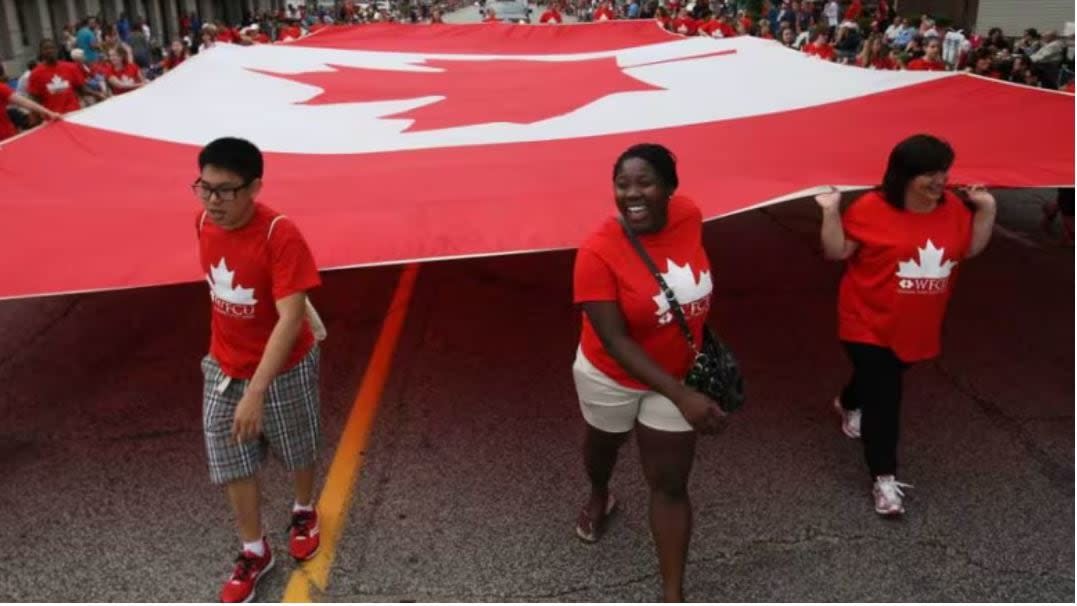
[201,346,321,485]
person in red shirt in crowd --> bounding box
[216,22,239,43]
[540,2,563,23]
[875,0,889,24]
[162,38,189,71]
[844,0,862,21]
[28,38,94,114]
[248,25,271,44]
[573,144,724,602]
[0,77,60,141]
[655,6,672,30]
[816,134,996,517]
[906,38,946,71]
[193,138,324,603]
[104,46,144,95]
[757,18,775,39]
[965,47,1001,79]
[705,14,737,38]
[780,25,797,47]
[738,9,753,31]
[696,14,721,37]
[593,1,616,21]
[279,21,303,41]
[803,30,836,60]
[482,8,500,22]
[856,34,896,69]
[671,8,697,35]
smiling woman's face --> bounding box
[614,157,671,234]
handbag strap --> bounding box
[619,221,700,357]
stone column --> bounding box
[0,0,17,67]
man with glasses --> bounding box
[193,137,323,602]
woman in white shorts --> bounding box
[572,143,725,603]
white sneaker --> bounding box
[873,475,912,516]
[833,397,861,439]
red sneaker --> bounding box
[289,508,321,561]
[219,539,275,603]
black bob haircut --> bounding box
[881,134,954,210]
[613,143,679,191]
[198,137,264,183]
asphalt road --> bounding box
[0,187,1071,602]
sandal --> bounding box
[575,494,617,543]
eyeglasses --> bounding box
[191,178,253,202]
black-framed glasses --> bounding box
[191,178,253,202]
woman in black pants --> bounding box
[815,134,998,516]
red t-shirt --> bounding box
[805,43,836,61]
[198,204,322,378]
[844,0,862,20]
[574,196,714,389]
[672,17,697,35]
[839,191,972,362]
[28,61,85,114]
[594,6,616,21]
[0,84,17,141]
[540,9,562,23]
[280,25,303,40]
[483,14,500,22]
[105,62,142,94]
[906,58,946,71]
[701,20,735,38]
[164,54,186,70]
[859,55,897,70]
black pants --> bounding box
[840,341,910,478]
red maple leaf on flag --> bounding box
[254,57,665,132]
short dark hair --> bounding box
[613,143,679,191]
[198,137,264,183]
[880,134,954,209]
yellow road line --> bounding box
[284,263,421,602]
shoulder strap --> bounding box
[268,214,287,241]
[619,221,699,356]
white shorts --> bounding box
[572,348,693,434]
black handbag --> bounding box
[620,222,746,413]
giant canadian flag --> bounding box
[1,22,1072,300]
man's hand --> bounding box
[232,388,266,443]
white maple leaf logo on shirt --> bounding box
[896,239,958,279]
[46,74,70,94]
[207,258,258,305]
[653,259,713,325]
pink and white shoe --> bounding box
[833,397,861,439]
[873,475,912,517]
